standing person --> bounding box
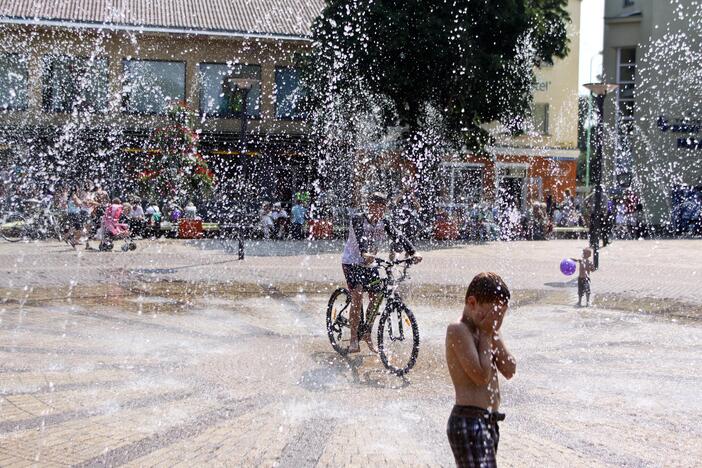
[393,186,422,240]
[259,202,274,239]
[91,185,109,242]
[532,202,547,240]
[341,192,422,353]
[128,197,146,238]
[544,189,555,220]
[633,203,646,238]
[571,247,595,307]
[65,187,84,248]
[445,272,516,468]
[79,184,97,250]
[602,198,615,246]
[145,201,162,238]
[121,202,132,223]
[291,197,307,240]
[563,188,575,208]
[614,198,628,239]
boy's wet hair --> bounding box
[465,272,511,305]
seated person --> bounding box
[184,201,199,219]
[271,202,289,239]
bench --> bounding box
[552,226,589,239]
[159,221,220,233]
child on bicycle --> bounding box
[341,192,422,353]
[445,272,516,468]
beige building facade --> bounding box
[441,0,582,212]
[602,0,702,227]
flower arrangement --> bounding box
[138,102,215,203]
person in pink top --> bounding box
[103,198,130,239]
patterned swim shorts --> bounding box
[446,405,503,468]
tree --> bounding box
[138,103,214,204]
[306,0,571,150]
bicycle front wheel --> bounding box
[48,213,63,242]
[377,301,419,376]
[1,213,28,242]
[326,287,352,355]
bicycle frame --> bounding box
[360,259,411,333]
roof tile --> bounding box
[0,0,325,37]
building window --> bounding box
[624,0,635,6]
[198,63,261,119]
[532,103,550,135]
[438,163,484,206]
[0,54,28,111]
[275,67,306,120]
[616,47,636,135]
[43,55,108,113]
[123,60,185,114]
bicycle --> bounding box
[326,257,420,376]
[0,198,63,242]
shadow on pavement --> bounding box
[544,279,578,288]
[187,238,498,258]
[301,351,409,391]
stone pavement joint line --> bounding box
[73,395,272,467]
[0,390,192,434]
[2,378,128,397]
[276,418,336,467]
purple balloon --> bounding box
[560,258,577,276]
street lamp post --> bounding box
[225,77,256,154]
[225,77,257,260]
[585,54,602,190]
[583,83,618,269]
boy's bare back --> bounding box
[446,321,501,410]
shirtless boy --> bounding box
[445,272,516,468]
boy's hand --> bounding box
[475,309,496,335]
[477,303,507,334]
[362,253,375,265]
[410,255,423,264]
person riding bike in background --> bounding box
[341,192,422,353]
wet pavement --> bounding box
[2,238,702,307]
[1,239,701,466]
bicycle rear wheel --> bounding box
[326,287,352,355]
[1,213,28,242]
[377,301,419,376]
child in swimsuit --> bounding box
[445,272,516,467]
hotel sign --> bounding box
[532,80,551,92]
[657,116,702,150]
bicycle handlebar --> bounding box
[374,257,417,268]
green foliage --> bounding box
[306,0,570,146]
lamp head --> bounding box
[583,82,619,96]
[225,77,257,91]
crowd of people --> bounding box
[252,187,655,243]
[2,171,698,245]
[487,187,651,242]
[258,196,309,240]
[52,182,203,249]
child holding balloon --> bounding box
[571,248,595,307]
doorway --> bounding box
[496,163,528,210]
